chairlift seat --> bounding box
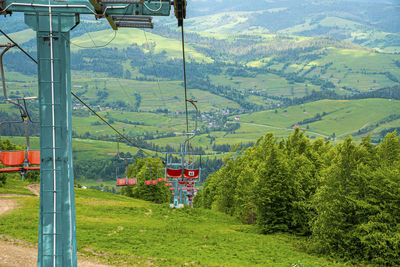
[167,168,182,178]
[183,169,199,179]
[151,180,157,185]
[28,150,40,165]
[165,183,172,186]
[157,178,164,182]
[0,151,25,173]
[25,150,40,171]
[117,178,128,186]
[169,187,175,190]
[127,178,137,186]
[145,180,152,186]
[1,151,25,166]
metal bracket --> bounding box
[0,0,11,16]
[174,0,186,26]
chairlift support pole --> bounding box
[0,1,175,266]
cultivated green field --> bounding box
[237,98,400,140]
[0,182,348,266]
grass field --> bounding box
[0,183,348,266]
[0,177,34,195]
[3,137,149,161]
[237,98,400,139]
[71,28,213,63]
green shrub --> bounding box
[121,157,169,204]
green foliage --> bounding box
[198,129,328,235]
[199,130,400,265]
[310,134,400,265]
[0,139,23,187]
[121,157,170,204]
[0,176,35,195]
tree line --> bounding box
[195,128,400,266]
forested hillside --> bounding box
[0,0,399,186]
[196,129,400,265]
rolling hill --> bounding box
[0,0,399,185]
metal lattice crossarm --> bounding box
[0,0,171,29]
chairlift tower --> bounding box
[0,0,185,266]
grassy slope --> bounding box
[0,178,35,195]
[0,184,346,266]
[71,28,213,63]
[237,99,400,139]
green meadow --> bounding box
[0,182,348,266]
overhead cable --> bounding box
[180,20,189,133]
[0,29,38,64]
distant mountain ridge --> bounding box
[184,0,400,52]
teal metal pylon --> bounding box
[1,1,173,266]
[25,13,79,266]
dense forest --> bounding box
[195,128,400,265]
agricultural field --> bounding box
[237,99,400,140]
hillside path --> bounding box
[25,184,40,196]
[0,240,113,267]
[0,185,114,267]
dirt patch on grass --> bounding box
[0,240,114,267]
[25,184,40,196]
[0,198,17,216]
[0,239,37,267]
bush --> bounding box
[121,157,170,204]
[0,139,23,187]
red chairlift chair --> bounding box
[24,150,40,171]
[0,150,25,173]
[167,168,182,178]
